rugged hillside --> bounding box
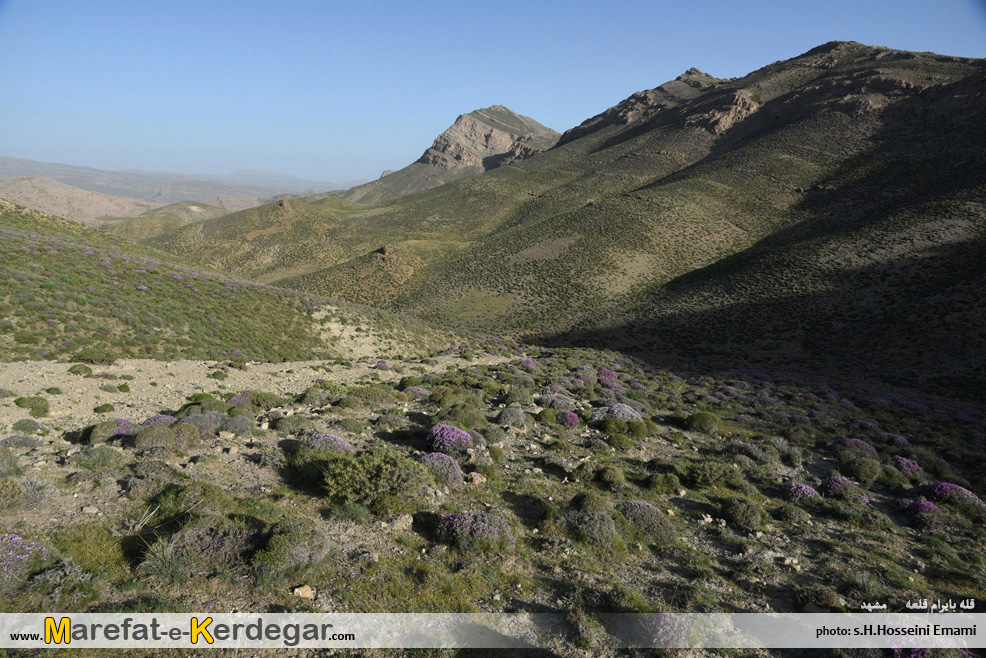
[0,198,460,364]
[0,176,162,226]
[132,42,986,397]
[338,105,559,204]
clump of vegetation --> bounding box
[252,515,330,577]
[438,511,515,552]
[320,450,433,516]
[685,412,722,434]
[14,396,48,418]
[68,364,93,376]
[419,453,464,488]
[566,492,618,546]
[721,498,766,531]
[618,500,675,546]
[426,424,473,455]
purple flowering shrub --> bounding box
[407,386,431,398]
[782,482,820,504]
[419,453,464,487]
[141,414,177,427]
[819,473,871,502]
[0,534,50,583]
[834,438,878,459]
[892,455,923,478]
[426,424,472,455]
[305,433,355,454]
[558,411,581,429]
[438,511,515,552]
[898,499,943,530]
[927,483,986,515]
[0,435,42,449]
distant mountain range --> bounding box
[0,155,362,204]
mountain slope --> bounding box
[99,200,230,240]
[132,42,986,396]
[337,105,559,204]
[0,176,163,226]
[0,198,460,363]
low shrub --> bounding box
[253,515,330,576]
[419,453,464,488]
[321,450,433,516]
[426,424,473,455]
[14,396,48,418]
[438,511,515,552]
[721,497,765,531]
[565,492,617,546]
[68,364,93,376]
[618,500,675,546]
[685,412,722,435]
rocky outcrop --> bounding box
[338,105,559,205]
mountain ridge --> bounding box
[337,105,559,204]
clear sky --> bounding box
[1,0,984,184]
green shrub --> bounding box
[618,500,676,546]
[68,364,93,376]
[74,347,118,365]
[169,515,260,572]
[437,403,488,430]
[320,450,433,516]
[172,423,201,449]
[45,387,62,395]
[602,418,628,435]
[14,396,48,418]
[11,419,40,434]
[72,446,127,474]
[274,415,314,434]
[607,433,632,451]
[721,498,765,531]
[253,515,330,577]
[566,492,617,546]
[596,465,626,492]
[840,456,882,484]
[488,445,506,463]
[688,459,741,489]
[685,412,722,435]
[134,425,177,451]
[648,472,681,494]
[627,420,648,439]
[774,504,811,524]
[94,403,115,414]
[536,408,558,424]
[117,383,130,393]
[0,478,22,507]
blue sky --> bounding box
[1,0,984,184]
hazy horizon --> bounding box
[1,0,984,182]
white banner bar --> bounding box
[0,613,981,649]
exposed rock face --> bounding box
[338,105,559,205]
[417,106,557,171]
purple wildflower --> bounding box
[783,482,820,503]
[892,456,922,477]
[820,473,853,498]
[559,411,580,429]
[438,511,515,551]
[0,534,49,581]
[305,433,354,454]
[426,424,472,454]
[407,386,431,398]
[141,414,176,427]
[419,453,464,487]
[927,483,986,510]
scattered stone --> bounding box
[82,506,99,515]
[218,431,235,440]
[467,472,487,485]
[391,514,413,532]
[293,585,315,599]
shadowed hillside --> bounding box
[128,41,986,397]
